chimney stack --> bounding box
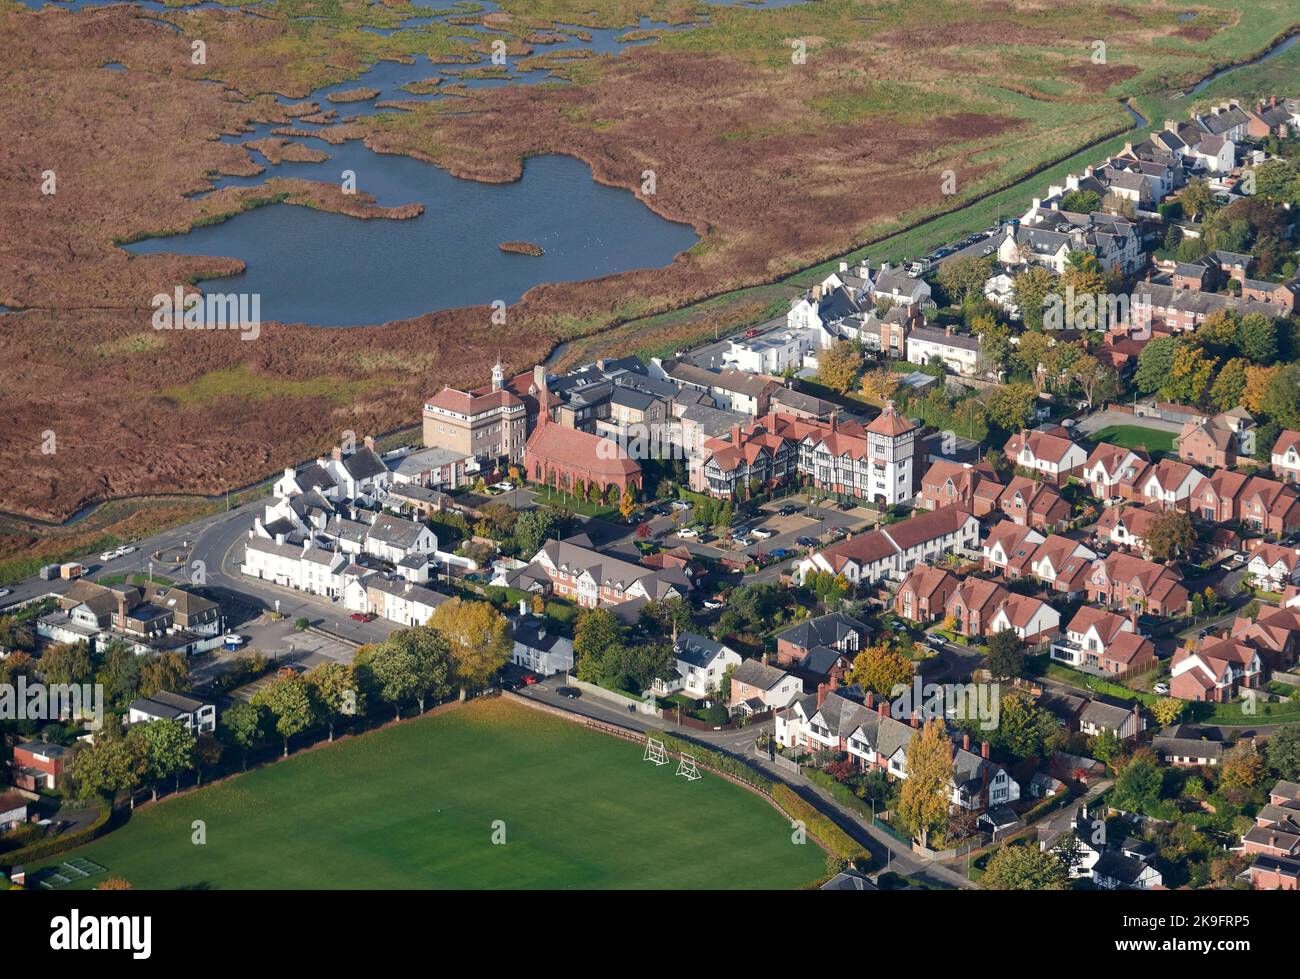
[817,683,827,708]
[332,446,342,461]
[730,423,741,444]
[864,691,873,708]
[963,732,971,751]
[981,740,990,759]
[909,711,919,729]
[364,435,375,451]
[115,591,128,628]
[877,701,888,717]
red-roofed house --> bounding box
[918,459,1002,516]
[1094,504,1164,557]
[1271,429,1300,484]
[1085,552,1190,616]
[894,564,959,624]
[1081,443,1147,502]
[1171,637,1262,702]
[524,412,642,497]
[982,521,1045,578]
[945,577,1010,639]
[996,476,1072,532]
[985,593,1061,646]
[1004,428,1087,485]
[1246,543,1300,591]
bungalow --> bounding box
[656,632,742,699]
[894,564,960,624]
[1152,726,1223,767]
[1003,428,1087,485]
[0,791,29,832]
[1079,698,1146,741]
[728,659,802,715]
[1170,636,1262,702]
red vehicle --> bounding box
[744,327,760,338]
[523,675,539,686]
[350,612,375,622]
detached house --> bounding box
[1093,504,1165,558]
[1170,636,1262,702]
[656,633,742,700]
[995,476,1071,532]
[894,564,960,624]
[1246,542,1300,591]
[1271,430,1300,484]
[1079,698,1146,740]
[1003,428,1087,485]
[1177,408,1256,469]
[1085,552,1190,617]
[982,522,1045,579]
[1081,443,1147,503]
[1051,606,1154,675]
[729,659,802,715]
[918,458,1003,516]
[775,612,869,668]
[984,593,1061,646]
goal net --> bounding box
[676,752,701,781]
[643,736,668,766]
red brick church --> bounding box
[523,410,642,498]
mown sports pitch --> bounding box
[38,699,825,889]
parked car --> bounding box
[732,534,753,547]
[744,327,760,338]
[557,686,581,699]
[777,504,802,516]
[702,598,725,611]
[698,534,718,545]
[99,550,119,562]
[769,548,788,560]
[926,633,947,647]
[223,634,245,649]
[119,545,137,555]
[0,588,11,600]
[350,612,376,622]
[671,499,691,511]
[489,481,514,493]
[677,527,699,539]
[796,535,819,548]
[1153,682,1170,695]
[523,675,539,686]
[751,526,774,540]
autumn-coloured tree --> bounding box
[859,366,900,405]
[817,340,863,394]
[1151,697,1185,728]
[846,643,913,696]
[897,718,952,848]
[1145,508,1196,562]
[619,487,636,520]
[429,598,512,699]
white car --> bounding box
[99,549,120,562]
[119,545,136,555]
[1153,682,1170,695]
[750,527,774,540]
[670,500,691,511]
[732,534,753,547]
[490,481,513,492]
[0,588,11,599]
[223,634,245,647]
[702,598,724,611]
[676,527,699,539]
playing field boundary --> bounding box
[502,692,867,868]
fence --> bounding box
[754,742,800,775]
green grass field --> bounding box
[35,699,824,890]
[1088,425,1178,454]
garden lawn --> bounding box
[35,699,824,890]
[1087,425,1177,454]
